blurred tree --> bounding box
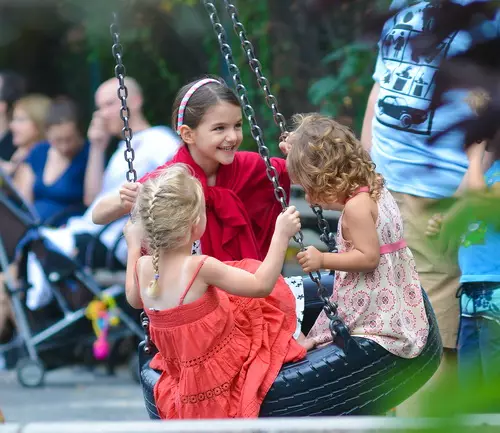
[0,0,386,149]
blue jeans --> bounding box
[457,315,500,389]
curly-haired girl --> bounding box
[282,113,429,358]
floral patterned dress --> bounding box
[308,187,429,358]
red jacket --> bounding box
[139,146,290,261]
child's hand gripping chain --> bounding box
[275,205,301,241]
[297,246,324,274]
[119,182,141,214]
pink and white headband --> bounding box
[176,78,219,135]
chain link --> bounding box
[312,206,338,253]
[111,12,153,354]
[110,13,137,183]
[203,1,345,339]
[222,0,336,253]
[223,1,286,135]
[206,4,290,219]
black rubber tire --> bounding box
[259,289,441,416]
[139,345,161,420]
[138,288,442,419]
[129,352,140,384]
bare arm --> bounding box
[201,232,290,298]
[92,182,139,224]
[428,141,493,255]
[454,143,487,195]
[123,219,145,309]
[200,207,301,297]
[13,163,35,204]
[92,192,128,225]
[482,149,495,172]
[465,150,487,191]
[360,82,380,153]
[84,112,112,206]
[322,196,380,272]
[125,244,143,309]
[84,144,108,206]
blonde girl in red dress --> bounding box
[123,163,310,419]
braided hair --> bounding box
[132,164,204,297]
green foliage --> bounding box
[202,1,283,154]
[50,0,183,127]
[308,41,378,133]
[0,0,293,155]
[426,192,500,259]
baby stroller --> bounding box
[0,169,143,387]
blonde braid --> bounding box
[132,164,205,298]
[147,192,161,298]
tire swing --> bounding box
[110,3,442,419]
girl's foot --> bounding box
[297,332,317,351]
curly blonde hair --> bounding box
[286,113,384,204]
[132,164,204,297]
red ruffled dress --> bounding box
[145,257,306,419]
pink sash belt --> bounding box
[380,239,407,255]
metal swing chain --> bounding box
[111,13,154,353]
[110,13,137,183]
[222,0,337,253]
[203,1,343,332]
[203,2,288,213]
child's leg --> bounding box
[296,332,316,351]
[457,315,482,389]
[479,316,500,386]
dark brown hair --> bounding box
[45,96,81,132]
[171,76,240,132]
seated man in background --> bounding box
[26,77,180,310]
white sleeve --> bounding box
[128,129,181,180]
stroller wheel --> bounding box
[16,358,45,388]
[129,352,140,384]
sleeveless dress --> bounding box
[143,257,306,419]
[140,147,305,339]
[308,187,429,358]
